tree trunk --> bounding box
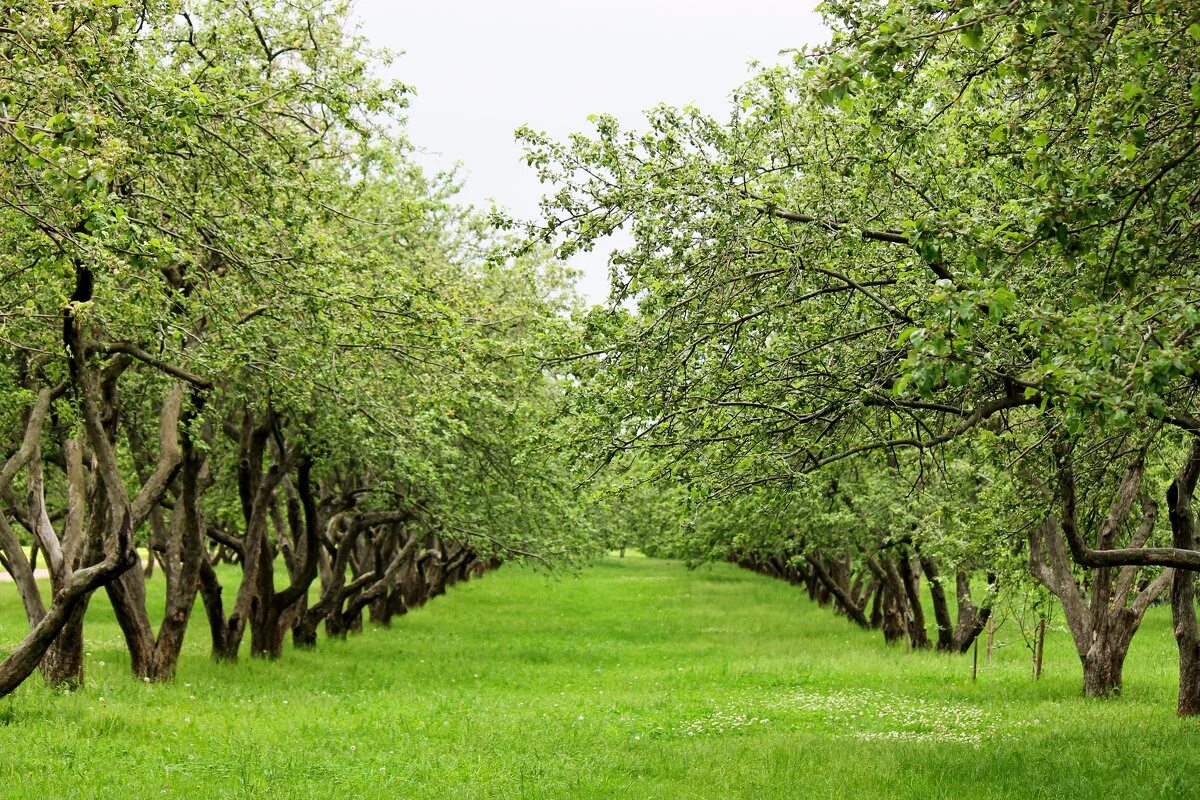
[806,553,869,628]
[1081,643,1125,697]
[921,556,955,652]
[198,557,231,660]
[881,600,906,643]
[869,580,884,629]
[250,602,289,659]
[39,603,88,689]
[870,557,913,646]
[1167,440,1200,716]
[368,595,392,626]
[896,552,931,649]
[324,610,350,639]
[952,572,993,654]
[1029,510,1166,699]
[293,616,319,648]
[105,555,158,678]
[1174,569,1200,715]
[148,444,208,680]
[387,587,407,620]
[245,454,321,660]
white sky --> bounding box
[350,0,828,303]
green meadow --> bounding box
[0,557,1196,799]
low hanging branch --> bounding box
[1056,442,1200,571]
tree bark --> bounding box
[1167,438,1200,715]
[896,552,931,649]
[806,553,870,627]
[922,556,956,652]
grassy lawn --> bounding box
[0,556,1197,798]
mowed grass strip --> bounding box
[0,557,1197,799]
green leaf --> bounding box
[960,22,983,50]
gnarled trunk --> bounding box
[1030,509,1169,698]
[105,394,206,681]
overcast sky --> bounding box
[350,1,828,303]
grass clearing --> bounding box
[0,556,1197,799]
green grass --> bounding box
[0,556,1198,798]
